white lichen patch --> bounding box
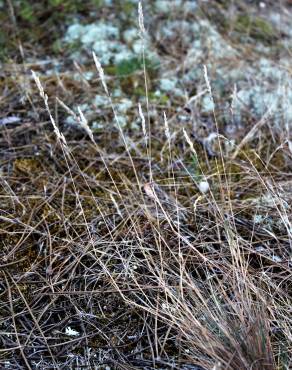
[61,1,292,133]
[232,58,292,125]
[64,21,157,66]
[183,20,237,66]
[201,95,215,112]
[62,14,160,130]
[116,98,133,113]
[155,0,198,14]
[64,95,134,130]
[93,95,109,107]
[159,77,184,97]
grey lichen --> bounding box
[61,1,292,133]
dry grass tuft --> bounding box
[0,1,291,369]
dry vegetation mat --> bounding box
[0,1,292,369]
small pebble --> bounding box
[198,181,209,193]
[65,327,79,337]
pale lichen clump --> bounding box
[61,1,292,135]
[232,58,292,126]
[155,0,198,14]
[65,95,134,130]
[64,20,157,67]
[63,14,160,129]
[65,22,126,65]
[154,17,237,104]
[159,77,184,98]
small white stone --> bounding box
[271,255,282,263]
[0,116,21,125]
[255,246,266,253]
[65,327,79,337]
[198,181,209,193]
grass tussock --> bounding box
[0,1,292,369]
[1,62,291,368]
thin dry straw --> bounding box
[77,106,94,143]
[92,52,109,96]
[31,71,67,149]
[183,128,210,194]
[138,102,147,139]
[92,51,141,188]
[230,83,237,117]
[137,1,152,181]
[56,96,76,117]
[183,128,197,157]
[138,1,146,36]
[56,97,94,143]
[32,71,105,245]
[231,106,274,159]
[163,111,170,141]
[203,65,213,104]
[92,51,124,135]
[202,65,230,203]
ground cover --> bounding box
[0,1,291,369]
